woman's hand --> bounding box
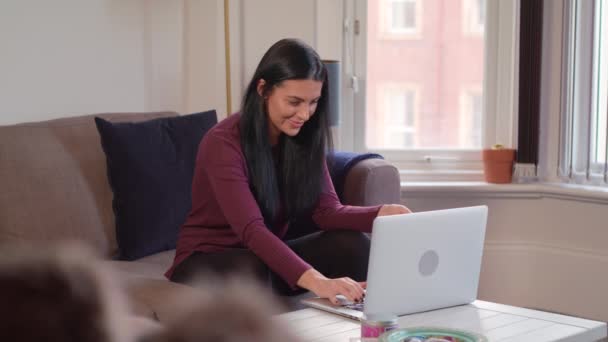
[377,204,411,217]
[297,269,366,305]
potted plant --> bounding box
[482,144,516,183]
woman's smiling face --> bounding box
[258,79,323,144]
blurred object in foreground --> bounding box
[141,274,302,342]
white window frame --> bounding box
[339,0,519,182]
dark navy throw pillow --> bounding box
[95,110,217,260]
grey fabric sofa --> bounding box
[0,111,401,322]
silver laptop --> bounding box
[301,206,488,320]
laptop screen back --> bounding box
[364,206,488,316]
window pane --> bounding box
[405,91,415,126]
[595,0,607,166]
[391,2,405,29]
[390,0,416,31]
[457,90,482,148]
[366,0,485,150]
[477,0,485,27]
[403,1,417,28]
[382,87,416,148]
[560,0,607,182]
[468,93,483,147]
[388,93,406,125]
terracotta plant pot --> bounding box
[482,148,516,183]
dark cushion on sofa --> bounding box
[328,151,384,201]
[95,110,217,260]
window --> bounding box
[373,85,418,149]
[342,0,517,181]
[379,0,421,38]
[463,0,486,35]
[371,0,484,151]
[388,0,417,32]
[559,0,608,185]
[459,89,483,148]
[595,0,608,174]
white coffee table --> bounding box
[277,300,607,341]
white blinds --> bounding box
[559,0,608,185]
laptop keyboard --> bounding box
[343,301,365,311]
[338,296,366,311]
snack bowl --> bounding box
[379,326,488,342]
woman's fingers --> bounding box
[344,278,364,299]
[317,278,367,304]
[338,279,364,302]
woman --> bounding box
[166,38,410,304]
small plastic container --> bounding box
[361,313,399,338]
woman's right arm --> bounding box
[297,269,366,304]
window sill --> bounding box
[399,170,484,182]
[401,181,608,203]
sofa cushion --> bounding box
[123,277,203,322]
[328,152,384,201]
[107,250,175,281]
[104,250,175,319]
[0,112,177,257]
[95,111,217,260]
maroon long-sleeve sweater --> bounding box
[165,114,381,288]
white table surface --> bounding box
[276,300,607,342]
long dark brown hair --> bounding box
[239,39,332,226]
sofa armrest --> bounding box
[341,158,401,206]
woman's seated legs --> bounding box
[171,231,370,297]
[170,249,270,286]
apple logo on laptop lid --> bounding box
[419,250,439,276]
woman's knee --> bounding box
[321,231,370,280]
[321,230,370,261]
[324,230,370,248]
[171,251,269,286]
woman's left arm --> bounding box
[377,203,411,216]
[311,162,411,232]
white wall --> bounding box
[228,0,344,114]
[0,0,344,125]
[0,0,146,124]
[0,0,227,125]
[183,0,227,118]
[142,0,184,114]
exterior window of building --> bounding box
[463,0,485,36]
[347,0,517,181]
[381,86,418,148]
[366,0,484,150]
[459,89,483,148]
[389,0,417,33]
[379,0,421,39]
